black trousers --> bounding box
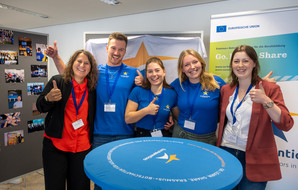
[42,137,90,190]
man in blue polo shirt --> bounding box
[46,32,143,142]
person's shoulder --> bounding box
[51,74,63,80]
[170,78,180,87]
[260,79,280,90]
[213,75,226,86]
[122,63,137,71]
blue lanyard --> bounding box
[105,64,123,102]
[187,80,201,120]
[71,81,87,117]
[149,88,164,128]
[230,84,253,124]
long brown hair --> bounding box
[142,57,171,89]
[229,45,260,87]
[63,49,98,91]
[177,49,219,91]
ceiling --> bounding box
[0,0,226,30]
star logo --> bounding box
[156,153,180,164]
[122,42,177,68]
[203,91,208,95]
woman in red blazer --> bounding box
[216,45,294,190]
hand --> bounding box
[46,41,58,59]
[146,97,159,115]
[249,81,269,104]
[46,80,62,102]
[164,115,174,130]
[263,71,276,84]
[135,70,144,86]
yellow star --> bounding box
[166,155,180,164]
[123,42,177,68]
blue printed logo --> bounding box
[216,25,227,33]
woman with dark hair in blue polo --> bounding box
[125,57,177,137]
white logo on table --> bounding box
[143,149,180,164]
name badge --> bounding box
[184,120,196,130]
[72,119,84,130]
[104,103,116,112]
[151,129,163,137]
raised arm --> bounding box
[125,98,159,124]
[46,41,66,74]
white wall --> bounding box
[29,0,298,78]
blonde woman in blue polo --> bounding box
[170,49,226,145]
[125,57,177,137]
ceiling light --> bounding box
[0,3,48,18]
[101,0,120,5]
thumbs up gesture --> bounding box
[135,70,144,86]
[46,80,62,102]
[249,81,270,104]
[46,41,58,59]
[146,97,160,115]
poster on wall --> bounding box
[18,37,32,56]
[36,43,48,62]
[28,118,44,133]
[5,69,24,83]
[0,112,21,128]
[0,29,13,44]
[0,50,18,65]
[209,8,298,190]
[27,82,44,96]
[31,65,48,77]
[4,130,24,146]
[8,90,22,109]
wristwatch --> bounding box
[263,101,274,109]
[44,95,48,102]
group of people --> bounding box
[36,32,294,190]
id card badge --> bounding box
[104,102,116,112]
[184,119,196,130]
[72,119,84,130]
[151,129,163,137]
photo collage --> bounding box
[0,28,48,149]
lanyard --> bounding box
[230,84,253,124]
[105,64,123,102]
[71,81,87,117]
[149,88,164,129]
[187,80,201,120]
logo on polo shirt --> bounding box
[200,90,210,98]
[163,105,171,112]
[121,71,129,78]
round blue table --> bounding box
[84,137,242,190]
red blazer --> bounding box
[216,77,294,182]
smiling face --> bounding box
[146,62,166,87]
[72,53,91,82]
[182,54,202,84]
[106,39,126,66]
[232,51,256,82]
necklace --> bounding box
[107,67,120,79]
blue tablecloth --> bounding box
[84,137,242,190]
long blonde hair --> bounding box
[177,49,219,91]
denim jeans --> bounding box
[221,146,267,190]
[92,134,133,190]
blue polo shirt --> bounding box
[94,63,138,135]
[171,75,226,135]
[128,86,177,130]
